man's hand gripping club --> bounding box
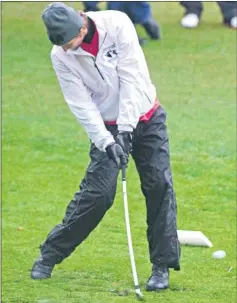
[106,132,133,168]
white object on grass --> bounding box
[230,16,237,29]
[212,250,226,259]
[178,230,213,247]
[181,14,199,28]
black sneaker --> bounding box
[146,265,169,291]
[142,18,161,40]
[31,255,55,280]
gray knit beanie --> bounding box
[42,2,83,46]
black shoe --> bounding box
[31,255,55,280]
[142,19,161,40]
[146,265,169,291]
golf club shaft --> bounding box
[121,166,141,291]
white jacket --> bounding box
[51,10,157,151]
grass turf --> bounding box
[2,2,236,303]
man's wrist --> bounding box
[102,137,115,152]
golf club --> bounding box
[121,166,144,301]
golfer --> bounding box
[31,2,180,291]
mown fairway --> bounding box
[2,2,236,303]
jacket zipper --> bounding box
[93,33,107,81]
[144,91,152,104]
[93,59,104,80]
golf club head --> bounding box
[135,289,145,301]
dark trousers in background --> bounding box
[82,1,100,12]
[83,1,152,24]
[107,1,152,24]
[82,1,160,41]
[40,106,180,270]
[180,1,237,22]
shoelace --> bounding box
[152,267,169,276]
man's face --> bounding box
[62,23,88,51]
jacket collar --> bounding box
[67,12,107,56]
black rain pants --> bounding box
[40,106,180,270]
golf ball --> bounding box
[212,250,226,259]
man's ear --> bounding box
[78,11,87,24]
[78,11,84,17]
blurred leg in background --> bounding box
[82,1,161,45]
[180,1,203,28]
[217,1,237,28]
[107,1,161,45]
[180,1,237,29]
[82,1,100,12]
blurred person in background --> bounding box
[82,1,100,11]
[180,1,237,29]
[82,1,161,45]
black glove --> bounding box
[106,142,128,168]
[116,132,133,156]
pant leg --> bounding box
[107,2,147,45]
[132,106,180,270]
[40,141,119,264]
[126,2,152,24]
[107,1,150,24]
[217,1,237,23]
[180,1,203,18]
[82,1,100,12]
[107,2,125,11]
[124,2,160,40]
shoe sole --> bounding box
[31,272,52,280]
[145,285,169,291]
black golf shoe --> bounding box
[31,255,55,280]
[146,265,169,291]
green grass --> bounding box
[2,2,236,303]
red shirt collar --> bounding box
[81,22,99,57]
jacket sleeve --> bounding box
[115,13,147,133]
[51,53,115,151]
